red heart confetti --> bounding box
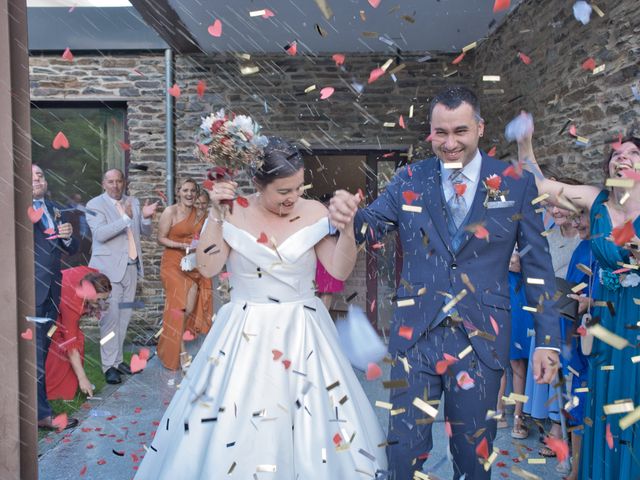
[454,183,467,197]
[207,19,222,37]
[61,47,74,61]
[368,67,385,84]
[611,220,634,246]
[236,196,249,208]
[445,420,452,437]
[272,349,283,360]
[518,52,532,64]
[473,224,490,240]
[118,141,130,151]
[320,87,335,99]
[332,53,345,66]
[168,84,181,97]
[368,0,381,8]
[262,9,275,18]
[219,271,231,281]
[130,354,147,373]
[545,436,569,462]
[27,206,44,223]
[203,179,214,191]
[52,131,70,150]
[490,315,499,335]
[333,432,343,445]
[138,347,150,361]
[476,437,489,459]
[21,328,33,340]
[197,80,206,98]
[182,330,195,341]
[366,363,382,380]
[493,0,510,13]
[80,465,87,476]
[97,459,106,465]
[399,115,406,129]
[402,190,419,204]
[257,232,269,244]
[487,146,497,157]
[582,57,596,71]
[568,124,578,137]
[285,40,297,56]
[282,359,291,369]
[398,325,414,340]
[606,423,614,449]
[452,52,465,65]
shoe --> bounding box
[105,367,122,384]
[38,416,79,431]
[511,414,529,439]
[116,362,133,375]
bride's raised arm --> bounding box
[516,113,600,212]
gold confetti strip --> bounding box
[397,298,415,307]
[299,138,311,148]
[402,205,423,213]
[227,462,237,474]
[383,379,409,389]
[603,400,634,415]
[383,122,396,128]
[632,355,640,363]
[256,465,277,473]
[462,41,477,52]
[301,184,313,191]
[576,135,590,144]
[458,345,473,359]
[594,301,609,307]
[398,356,412,374]
[531,193,550,205]
[412,397,438,418]
[381,58,394,71]
[442,289,467,314]
[314,0,333,20]
[417,287,427,296]
[375,401,393,409]
[413,471,430,480]
[326,380,340,391]
[501,395,516,406]
[576,263,593,276]
[240,65,259,75]
[234,53,251,60]
[359,9,366,21]
[442,162,464,169]
[249,9,267,16]
[592,64,606,75]
[522,306,538,313]
[483,449,499,471]
[588,324,629,350]
[526,277,545,285]
[389,63,406,75]
[469,329,496,342]
[100,331,115,345]
[575,387,589,393]
[634,298,640,306]
[605,178,634,188]
[409,105,414,118]
[601,365,614,371]
[619,192,631,205]
[571,282,589,293]
[482,75,501,82]
[620,406,640,430]
[47,324,57,338]
[591,3,605,16]
[304,85,316,93]
[509,392,529,403]
[528,458,546,464]
[443,70,458,78]
[460,273,476,293]
[390,408,406,416]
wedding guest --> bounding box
[46,267,111,400]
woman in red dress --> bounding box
[45,266,112,400]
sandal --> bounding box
[511,414,529,439]
[496,410,508,429]
[539,444,557,457]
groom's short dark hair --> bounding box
[429,86,482,121]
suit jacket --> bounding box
[85,193,152,283]
[355,152,561,369]
[33,199,79,308]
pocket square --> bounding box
[486,200,515,209]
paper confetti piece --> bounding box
[100,331,115,346]
[257,232,269,244]
[606,423,614,449]
[452,52,466,65]
[368,0,381,8]
[454,183,467,196]
[332,53,345,66]
[52,131,70,150]
[197,80,206,98]
[472,224,490,240]
[402,190,419,204]
[581,58,596,71]
[620,406,640,430]
[476,437,489,459]
[167,83,181,97]
[366,363,382,380]
[493,0,510,12]
[207,19,222,37]
[398,326,413,340]
[27,206,44,223]
[603,401,634,415]
[490,316,499,335]
[285,41,297,56]
[319,87,334,99]
[413,397,438,418]
[518,52,532,64]
[240,65,259,75]
[458,345,473,359]
[611,220,635,246]
[368,67,385,84]
[456,370,475,390]
[21,328,33,340]
[61,47,73,61]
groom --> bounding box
[329,86,561,479]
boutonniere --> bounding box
[53,207,61,221]
[483,174,510,207]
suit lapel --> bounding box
[418,159,452,250]
[456,154,492,253]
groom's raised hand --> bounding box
[329,190,360,231]
[533,348,559,384]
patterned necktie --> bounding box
[33,199,51,229]
[115,200,138,261]
[447,170,468,230]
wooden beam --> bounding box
[129,0,204,54]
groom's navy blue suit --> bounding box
[355,152,561,479]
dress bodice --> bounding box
[222,217,331,303]
[589,190,635,270]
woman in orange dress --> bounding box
[185,191,214,336]
[46,266,112,400]
[157,178,207,370]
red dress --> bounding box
[45,266,96,400]
[315,261,344,293]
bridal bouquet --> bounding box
[195,109,268,212]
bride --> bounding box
[135,137,388,479]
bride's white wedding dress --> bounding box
[135,217,388,479]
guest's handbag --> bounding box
[180,248,197,272]
[335,304,387,372]
[580,312,594,355]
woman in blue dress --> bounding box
[518,126,640,480]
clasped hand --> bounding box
[328,190,361,232]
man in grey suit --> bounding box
[86,169,158,384]
[329,86,561,479]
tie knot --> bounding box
[33,199,44,208]
[449,170,465,184]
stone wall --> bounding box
[474,0,640,184]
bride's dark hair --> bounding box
[253,137,304,186]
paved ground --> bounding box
[39,336,569,480]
